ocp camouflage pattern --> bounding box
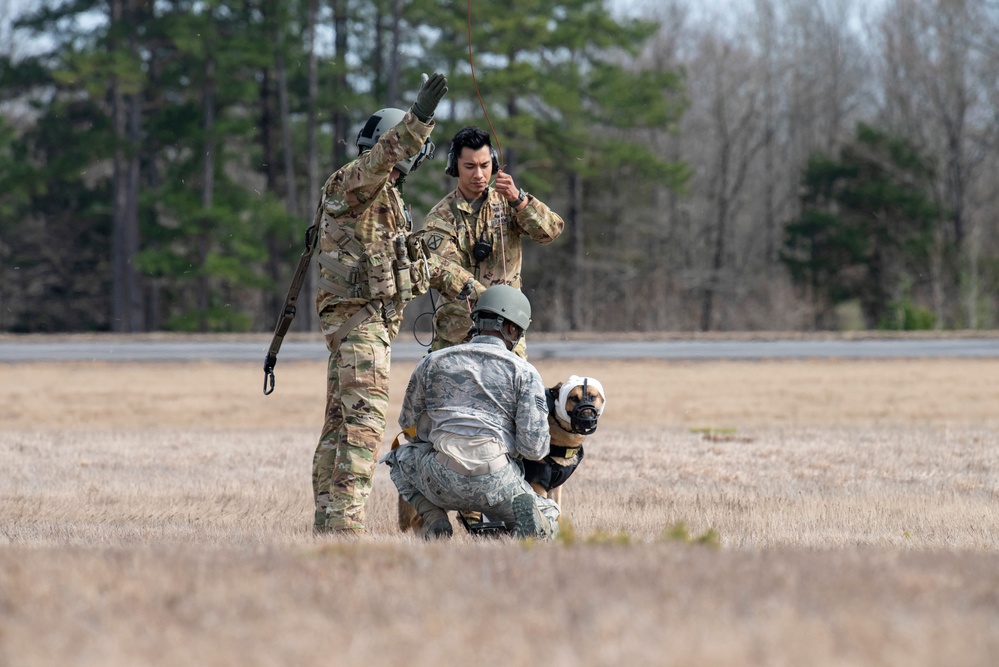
[414,187,564,350]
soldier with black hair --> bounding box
[414,126,564,357]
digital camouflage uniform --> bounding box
[383,335,557,536]
[414,187,564,356]
[312,110,470,533]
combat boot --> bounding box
[511,493,552,540]
[411,493,453,540]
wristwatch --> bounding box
[512,188,527,208]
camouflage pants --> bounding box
[385,440,544,530]
[312,317,391,532]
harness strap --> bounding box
[327,219,366,258]
[390,426,419,451]
[548,444,582,459]
[523,446,585,492]
[263,202,322,395]
[316,275,356,299]
[328,302,380,349]
[316,251,360,282]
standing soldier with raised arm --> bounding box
[415,126,564,357]
[312,73,468,536]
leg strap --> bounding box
[329,303,379,349]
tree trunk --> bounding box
[567,171,585,330]
[199,56,217,333]
[257,2,282,326]
[125,58,143,331]
[332,0,349,169]
[301,0,320,333]
[260,70,277,192]
[373,2,385,103]
[386,0,403,107]
[110,0,143,332]
[274,46,298,217]
[110,0,127,332]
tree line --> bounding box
[0,0,996,334]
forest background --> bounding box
[1,0,997,336]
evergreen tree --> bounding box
[405,0,688,330]
[782,124,939,329]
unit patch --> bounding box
[426,233,445,250]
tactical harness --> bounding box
[263,197,430,395]
[522,387,589,492]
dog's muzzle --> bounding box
[568,378,600,435]
[568,401,599,435]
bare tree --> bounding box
[681,28,768,331]
[875,0,999,327]
[644,0,872,331]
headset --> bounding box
[444,143,500,177]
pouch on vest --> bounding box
[392,234,413,303]
[405,234,431,297]
[366,250,397,301]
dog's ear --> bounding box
[547,383,564,414]
[544,385,558,415]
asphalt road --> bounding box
[2,337,998,363]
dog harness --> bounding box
[523,444,585,492]
[523,387,586,491]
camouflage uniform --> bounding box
[312,110,468,533]
[414,187,564,355]
[383,335,557,536]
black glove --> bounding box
[412,72,448,123]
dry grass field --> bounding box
[2,352,998,666]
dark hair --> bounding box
[450,126,491,156]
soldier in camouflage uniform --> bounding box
[414,126,565,357]
[382,285,559,540]
[313,73,469,535]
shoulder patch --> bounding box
[535,395,548,412]
[426,233,445,251]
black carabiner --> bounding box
[263,355,277,395]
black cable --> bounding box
[411,288,439,349]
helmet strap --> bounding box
[499,318,522,348]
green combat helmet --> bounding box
[356,108,435,175]
[471,285,532,346]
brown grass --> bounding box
[2,357,998,666]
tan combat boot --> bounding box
[411,493,453,540]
